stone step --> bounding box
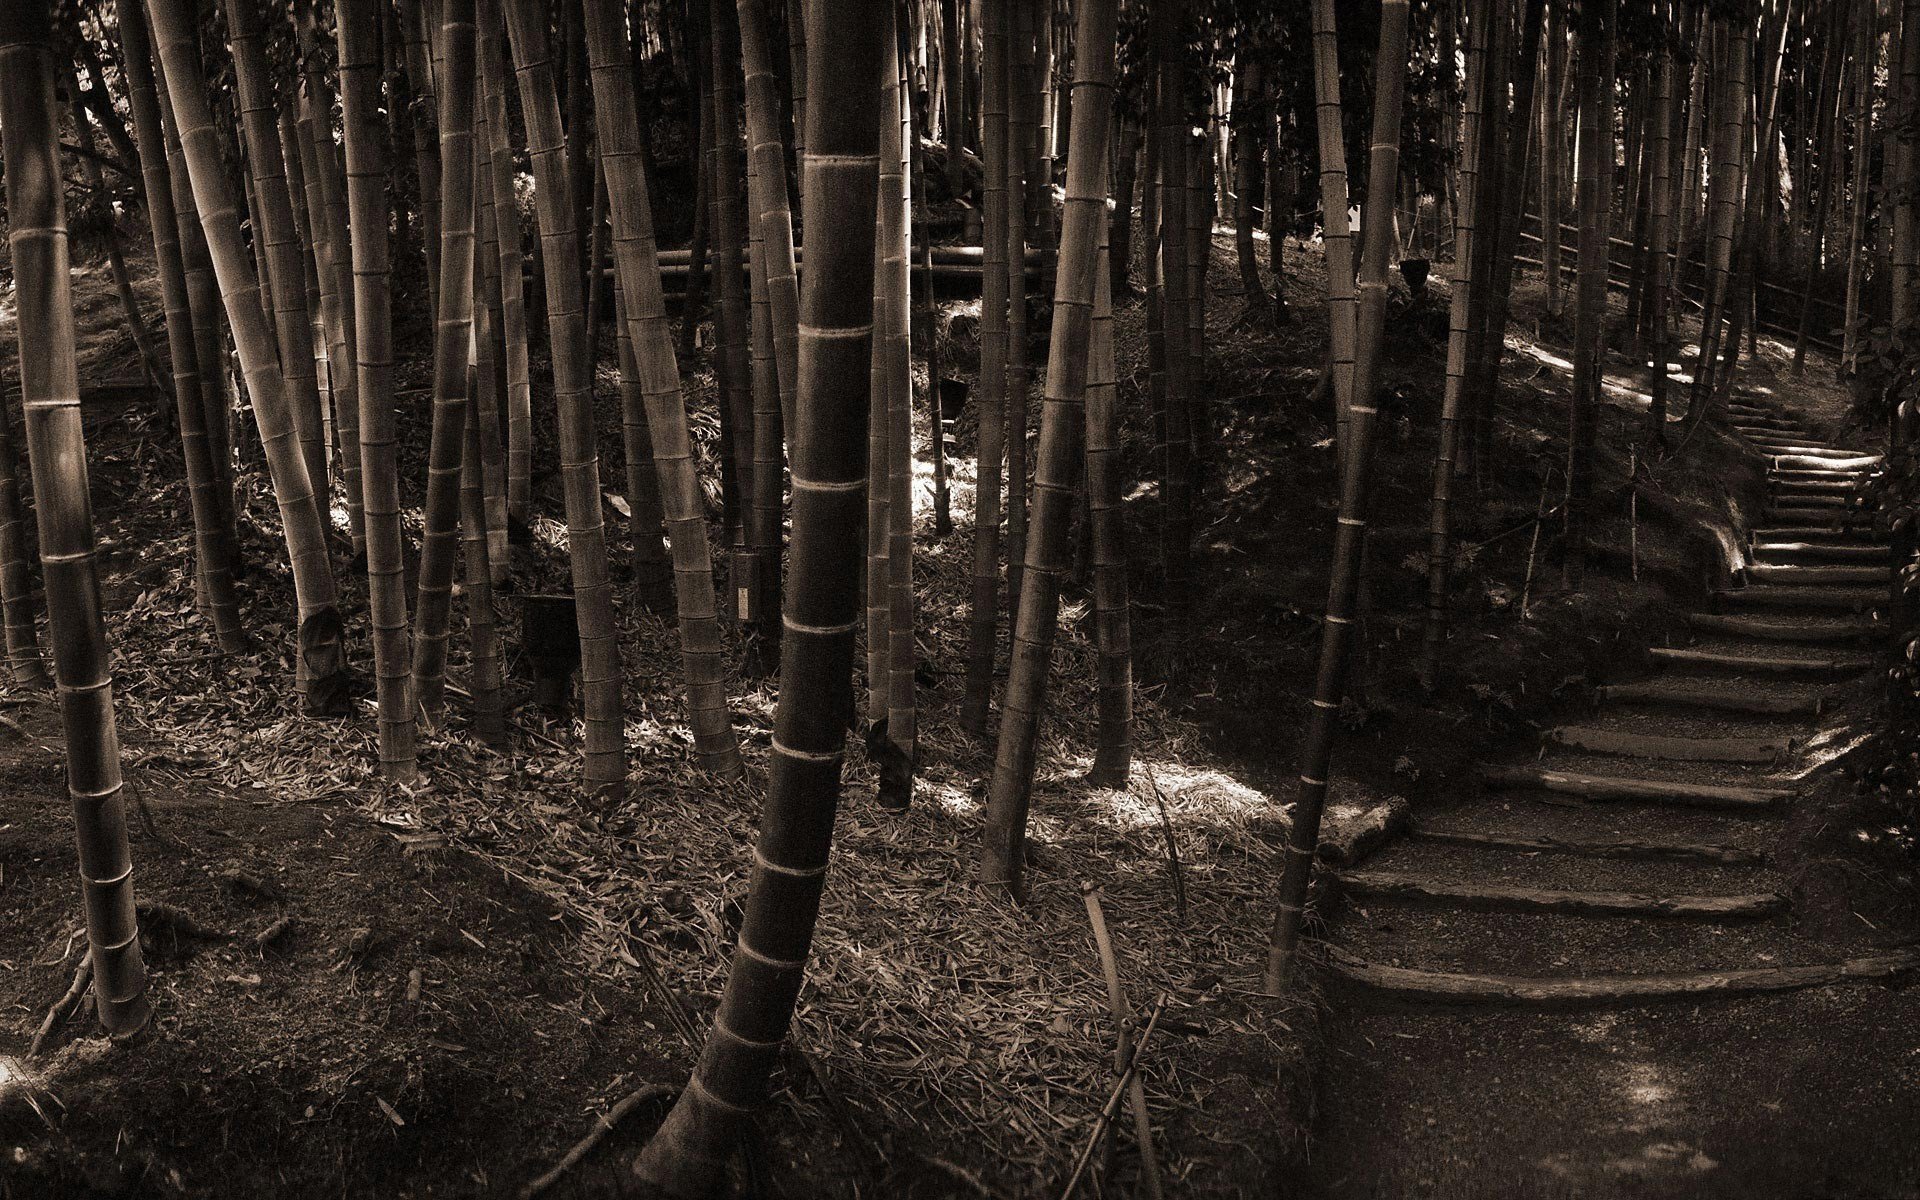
[1686,611,1881,641]
[1408,823,1770,866]
[1771,479,1855,496]
[1322,946,1920,1007]
[1333,870,1789,919]
[1751,541,1886,563]
[1481,765,1792,809]
[1546,725,1789,763]
[1751,524,1881,543]
[1765,505,1864,525]
[1770,468,1869,483]
[1713,585,1882,612]
[1745,562,1887,586]
[1598,678,1827,715]
[1647,645,1875,674]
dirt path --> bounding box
[1304,387,1920,1199]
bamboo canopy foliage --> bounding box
[979,0,1120,895]
[147,0,351,718]
[0,0,151,1037]
[632,0,886,1188]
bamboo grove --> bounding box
[3,0,1920,1188]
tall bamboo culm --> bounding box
[881,9,917,808]
[582,0,743,779]
[0,0,150,1035]
[1086,172,1131,787]
[411,0,481,726]
[1263,0,1410,994]
[476,29,533,532]
[149,0,350,716]
[1843,0,1876,369]
[980,0,1119,894]
[1418,0,1491,690]
[119,0,244,655]
[503,0,626,792]
[1564,0,1618,587]
[0,386,45,686]
[961,0,1011,735]
[631,0,886,1187]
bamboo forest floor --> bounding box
[0,218,1915,1199]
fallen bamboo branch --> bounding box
[1057,996,1167,1200]
[1081,885,1163,1200]
[517,1083,677,1199]
[1139,773,1187,919]
[28,953,92,1057]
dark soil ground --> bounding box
[0,182,1913,1200]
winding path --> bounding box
[1305,393,1920,1197]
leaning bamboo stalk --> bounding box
[980,0,1118,893]
[1684,17,1748,431]
[503,0,626,793]
[62,77,166,398]
[149,0,351,715]
[472,66,511,577]
[738,0,800,438]
[581,0,742,779]
[0,1,150,1037]
[156,24,239,577]
[613,279,675,613]
[1263,0,1411,993]
[460,335,506,748]
[119,0,243,654]
[740,40,784,676]
[708,0,755,548]
[277,97,334,505]
[961,0,1011,735]
[1005,0,1034,616]
[223,0,328,510]
[410,0,480,727]
[631,1,886,1184]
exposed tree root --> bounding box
[517,1083,676,1199]
[28,954,92,1057]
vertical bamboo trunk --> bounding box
[1676,13,1708,276]
[1843,0,1876,368]
[980,0,1117,893]
[477,35,532,530]
[1232,56,1269,322]
[223,0,329,551]
[882,13,918,808]
[1564,0,1618,587]
[323,0,419,779]
[1154,0,1191,672]
[1262,0,1411,994]
[942,0,966,196]
[1110,119,1139,293]
[1456,6,1507,485]
[1794,40,1846,373]
[292,10,364,558]
[0,1,151,1037]
[614,280,674,612]
[709,0,755,552]
[1646,21,1678,443]
[503,0,627,793]
[1086,174,1130,787]
[961,0,1010,735]
[582,0,743,779]
[0,387,44,685]
[1005,0,1033,617]
[398,0,443,317]
[460,336,506,747]
[739,0,799,665]
[1469,0,1546,484]
[411,0,480,726]
[866,215,891,727]
[1311,0,1355,438]
[630,0,885,1186]
[278,98,333,507]
[1540,0,1565,317]
[119,0,244,655]
[472,70,512,578]
[1419,0,1492,689]
[1894,0,1920,328]
[1684,16,1749,434]
[149,0,350,716]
